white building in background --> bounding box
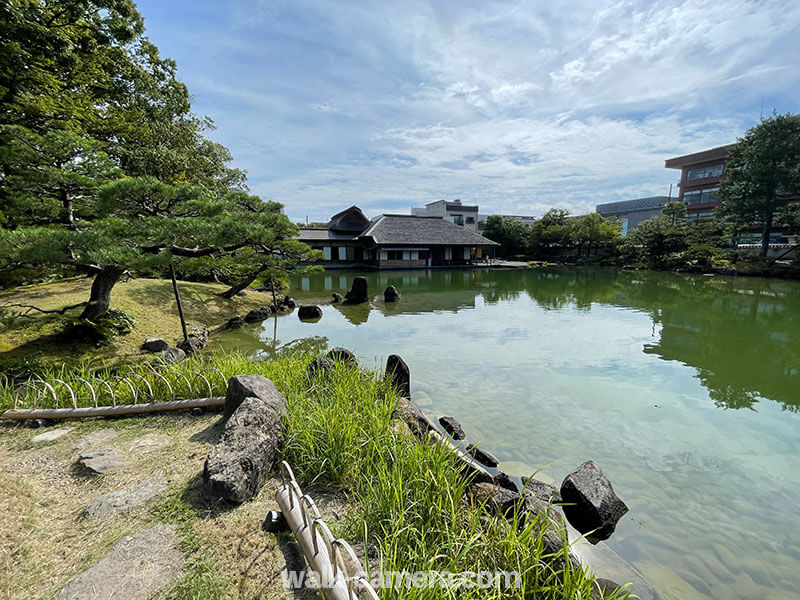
[411,199,480,231]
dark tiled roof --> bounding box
[596,196,670,215]
[362,215,498,246]
[297,228,360,241]
[326,205,371,232]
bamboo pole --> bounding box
[1,397,224,421]
[171,260,189,343]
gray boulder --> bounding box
[306,357,336,379]
[141,337,169,352]
[204,391,286,504]
[493,471,519,492]
[225,316,245,329]
[560,460,628,540]
[298,305,323,321]
[156,347,186,365]
[244,307,271,322]
[331,292,344,303]
[521,476,562,504]
[78,449,126,474]
[383,285,400,302]
[469,482,518,512]
[386,354,410,399]
[438,416,465,440]
[326,347,357,366]
[343,276,369,304]
[467,443,499,468]
[224,375,283,419]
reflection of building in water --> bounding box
[297,206,498,269]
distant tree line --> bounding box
[483,113,800,273]
[0,0,316,326]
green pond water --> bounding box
[210,267,800,600]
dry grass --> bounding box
[0,276,275,367]
[0,412,309,600]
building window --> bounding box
[338,247,347,260]
[465,216,475,224]
[452,215,464,226]
[444,247,452,260]
[387,250,403,260]
[686,164,724,180]
[323,247,332,260]
[683,187,719,205]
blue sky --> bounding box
[137,0,800,223]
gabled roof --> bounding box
[326,205,371,232]
[361,215,499,246]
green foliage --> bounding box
[663,201,687,226]
[569,212,621,258]
[63,308,136,345]
[482,215,530,257]
[528,209,573,256]
[716,112,800,254]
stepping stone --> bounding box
[74,428,118,449]
[58,524,184,600]
[85,475,167,518]
[31,427,74,444]
[129,433,172,454]
[78,449,126,474]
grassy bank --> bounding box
[0,277,275,370]
[0,353,619,599]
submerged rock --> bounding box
[560,460,628,540]
[383,285,400,302]
[331,292,344,303]
[466,443,499,468]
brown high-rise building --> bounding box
[664,145,732,221]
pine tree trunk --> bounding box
[60,186,74,228]
[761,208,774,257]
[79,265,124,321]
[219,264,268,299]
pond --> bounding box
[210,267,800,600]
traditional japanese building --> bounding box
[297,206,498,268]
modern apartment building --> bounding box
[411,199,479,231]
[664,145,732,221]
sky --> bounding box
[136,0,800,224]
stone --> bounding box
[326,347,357,366]
[307,357,336,379]
[85,475,167,518]
[331,292,344,303]
[591,578,632,600]
[298,305,323,321]
[466,443,499,468]
[244,306,271,322]
[156,347,186,364]
[129,433,172,454]
[386,354,410,399]
[203,393,286,504]
[31,426,73,443]
[225,316,245,329]
[74,428,118,449]
[141,337,169,352]
[493,471,519,492]
[282,296,296,308]
[560,460,628,540]
[438,416,465,440]
[393,397,434,437]
[468,482,518,512]
[177,335,204,355]
[412,390,433,408]
[78,449,126,474]
[224,375,283,420]
[383,285,400,302]
[58,524,184,600]
[343,276,369,304]
[521,476,562,503]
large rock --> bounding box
[307,357,336,379]
[244,306,272,322]
[438,416,465,440]
[393,397,433,437]
[282,296,296,309]
[466,443,499,467]
[204,391,286,504]
[156,347,186,365]
[326,347,357,366]
[58,524,184,599]
[225,316,245,329]
[331,292,344,304]
[298,305,323,321]
[468,482,518,512]
[177,335,205,355]
[383,285,400,302]
[343,276,369,304]
[493,471,519,492]
[385,354,410,399]
[85,475,167,518]
[141,337,169,352]
[560,460,628,540]
[521,476,562,504]
[224,375,283,419]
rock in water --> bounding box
[244,307,271,322]
[326,347,357,366]
[331,292,344,303]
[383,285,400,302]
[560,460,628,540]
[385,354,410,399]
[141,337,169,352]
[298,305,323,321]
[438,416,465,440]
[344,276,369,304]
[58,524,183,600]
[224,375,283,419]
[204,391,286,504]
[467,443,499,468]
